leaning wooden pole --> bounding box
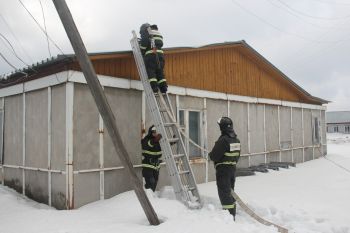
[52,0,160,225]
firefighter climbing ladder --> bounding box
[130,31,202,208]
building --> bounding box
[326,111,350,133]
[0,41,328,210]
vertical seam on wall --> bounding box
[22,92,26,195]
[203,98,208,183]
[278,106,281,162]
[263,104,267,163]
[65,82,74,209]
[48,87,52,206]
[291,106,294,163]
[99,86,104,200]
[247,103,251,167]
[302,108,305,162]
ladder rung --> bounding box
[168,138,179,143]
[159,108,168,112]
[173,154,185,159]
[164,123,176,127]
[179,170,190,175]
[188,186,196,191]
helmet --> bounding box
[150,24,158,30]
[217,117,233,130]
[148,125,156,135]
[140,23,151,36]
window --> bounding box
[345,126,350,133]
[334,126,338,132]
[178,109,202,158]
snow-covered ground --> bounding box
[1,133,350,233]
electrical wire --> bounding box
[18,0,66,56]
[0,13,34,63]
[0,52,18,70]
[231,0,345,44]
[0,32,36,72]
[265,0,348,30]
[276,0,350,20]
[39,0,52,57]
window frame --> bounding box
[177,108,203,159]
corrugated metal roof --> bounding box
[326,111,350,123]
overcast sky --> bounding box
[0,0,349,111]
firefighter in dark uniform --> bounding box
[209,117,241,220]
[139,23,167,93]
[141,125,163,191]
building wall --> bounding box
[327,123,350,134]
[0,78,327,209]
[1,85,68,209]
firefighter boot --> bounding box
[229,205,236,221]
[150,81,158,93]
[159,82,168,93]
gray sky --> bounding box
[0,0,349,111]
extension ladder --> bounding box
[130,31,201,208]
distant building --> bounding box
[326,111,350,133]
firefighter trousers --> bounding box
[216,165,237,215]
[144,53,167,91]
[142,167,160,192]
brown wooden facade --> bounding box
[2,41,326,105]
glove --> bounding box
[153,133,162,143]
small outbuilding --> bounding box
[0,41,328,209]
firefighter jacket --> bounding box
[140,29,163,56]
[141,133,162,170]
[209,128,241,168]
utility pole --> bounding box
[52,0,160,225]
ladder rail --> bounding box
[130,31,201,207]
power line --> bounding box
[308,0,350,5]
[231,0,346,44]
[0,13,34,63]
[18,0,66,55]
[39,0,52,57]
[265,0,348,30]
[0,52,19,70]
[276,0,350,20]
[0,32,35,71]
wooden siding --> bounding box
[68,45,319,104]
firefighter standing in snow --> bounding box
[141,125,163,191]
[139,23,168,93]
[209,117,241,219]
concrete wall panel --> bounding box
[293,149,303,163]
[207,161,216,182]
[51,173,66,209]
[265,105,279,151]
[280,107,291,149]
[104,168,142,199]
[74,172,100,208]
[3,167,22,193]
[179,96,203,110]
[4,94,23,165]
[73,84,99,170]
[230,102,248,154]
[292,108,303,147]
[51,84,66,171]
[25,89,48,168]
[156,165,172,189]
[304,148,313,161]
[281,150,293,162]
[249,104,264,153]
[250,154,265,166]
[303,109,313,146]
[237,156,249,168]
[190,162,206,184]
[104,88,142,167]
[266,152,280,162]
[207,99,228,150]
[25,170,48,204]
